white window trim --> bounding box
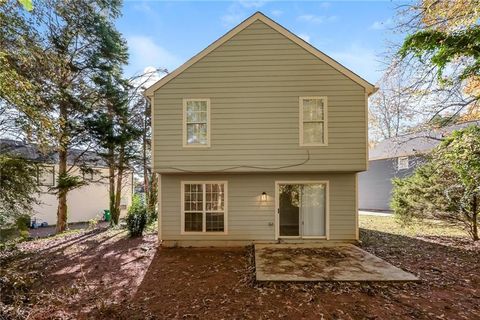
[398,156,409,170]
[299,96,328,146]
[38,165,55,187]
[83,171,94,181]
[82,168,100,182]
[274,180,330,240]
[182,98,211,148]
[180,181,228,235]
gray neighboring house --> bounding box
[358,121,480,211]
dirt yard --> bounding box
[1,217,479,319]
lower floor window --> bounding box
[182,182,226,233]
[206,212,224,232]
[185,212,203,232]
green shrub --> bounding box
[0,215,31,243]
[147,207,157,224]
[88,217,99,230]
[126,195,147,237]
[0,155,38,242]
[391,162,447,225]
[390,125,480,241]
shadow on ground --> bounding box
[12,227,157,319]
[96,229,479,320]
[7,226,479,319]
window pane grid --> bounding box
[304,122,324,145]
[206,183,224,211]
[206,212,224,232]
[183,183,225,233]
[184,212,203,232]
[185,100,208,145]
[301,97,326,145]
[186,123,207,145]
[398,157,409,170]
[303,98,324,121]
[184,183,203,211]
[38,166,55,186]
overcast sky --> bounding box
[118,0,406,84]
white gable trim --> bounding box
[144,12,377,97]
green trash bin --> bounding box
[103,209,111,222]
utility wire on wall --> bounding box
[159,150,311,173]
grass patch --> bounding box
[359,215,467,238]
[144,220,158,234]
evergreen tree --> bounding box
[86,7,130,225]
[0,0,128,233]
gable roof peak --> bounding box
[144,11,377,97]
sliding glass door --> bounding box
[301,184,326,237]
[278,184,301,236]
[278,182,327,238]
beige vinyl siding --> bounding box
[32,166,134,225]
[153,20,367,173]
[161,172,356,242]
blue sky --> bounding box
[118,0,405,84]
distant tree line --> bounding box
[369,0,480,143]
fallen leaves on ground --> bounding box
[0,217,479,319]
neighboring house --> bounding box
[358,121,479,211]
[145,12,376,247]
[0,139,133,225]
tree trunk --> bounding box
[108,144,116,226]
[473,212,479,241]
[56,105,68,234]
[111,145,125,225]
[472,195,478,241]
[147,172,157,214]
[106,101,116,226]
[113,169,123,224]
[56,150,68,233]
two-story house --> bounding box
[145,12,376,247]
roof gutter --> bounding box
[367,86,379,97]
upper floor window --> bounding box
[183,99,210,147]
[38,165,55,186]
[397,156,409,170]
[299,97,327,146]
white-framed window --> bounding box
[183,98,210,147]
[38,165,55,186]
[397,156,409,170]
[299,96,328,146]
[181,181,227,234]
[82,168,101,181]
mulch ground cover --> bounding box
[1,221,479,319]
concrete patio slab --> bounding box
[359,210,393,217]
[255,243,419,282]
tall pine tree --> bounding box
[0,0,129,232]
